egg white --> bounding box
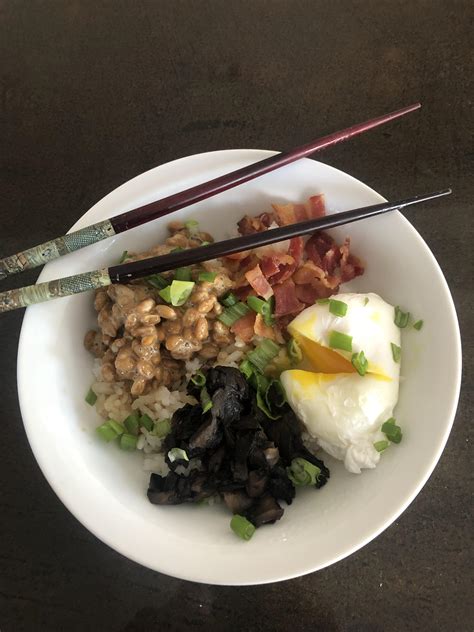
[281,370,398,473]
[288,292,401,379]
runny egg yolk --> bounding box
[295,333,356,374]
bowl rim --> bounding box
[17,149,462,584]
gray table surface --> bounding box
[1,2,472,631]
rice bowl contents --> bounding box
[84,195,371,537]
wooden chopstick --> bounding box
[0,103,421,281]
[0,188,451,314]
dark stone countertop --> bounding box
[0,2,472,631]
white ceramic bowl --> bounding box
[17,150,461,585]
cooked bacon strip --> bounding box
[253,313,283,342]
[231,311,256,343]
[293,261,340,290]
[273,279,304,316]
[305,231,337,268]
[271,203,296,226]
[237,212,275,235]
[269,237,304,285]
[339,238,365,282]
[295,282,333,304]
[306,194,326,218]
[245,264,274,300]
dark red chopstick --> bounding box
[113,103,421,233]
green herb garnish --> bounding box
[287,458,321,486]
[329,299,348,317]
[394,306,410,328]
[413,320,423,331]
[391,342,401,363]
[351,350,368,376]
[374,440,389,452]
[328,330,353,352]
[85,388,97,406]
[382,417,403,444]
[230,514,256,541]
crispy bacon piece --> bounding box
[306,194,326,218]
[339,238,365,282]
[231,311,256,343]
[253,313,284,343]
[273,279,304,316]
[245,264,273,300]
[237,212,275,235]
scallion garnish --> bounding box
[221,292,238,307]
[247,295,274,326]
[190,370,206,387]
[391,342,401,363]
[247,339,280,373]
[230,514,256,541]
[328,330,353,352]
[124,412,140,435]
[140,413,154,432]
[287,457,321,486]
[158,285,172,303]
[413,319,423,331]
[317,298,330,304]
[108,420,125,436]
[200,241,211,246]
[364,297,369,306]
[184,219,199,234]
[217,301,251,327]
[174,267,192,282]
[147,274,169,290]
[381,417,403,443]
[171,247,185,253]
[96,423,118,442]
[239,359,255,380]
[120,433,138,451]
[168,447,189,463]
[374,440,389,452]
[153,418,171,438]
[169,280,195,306]
[198,271,217,283]
[329,299,348,317]
[200,386,212,413]
[351,350,368,376]
[119,250,129,263]
[287,338,302,364]
[394,306,410,328]
[85,388,97,406]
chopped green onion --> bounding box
[218,301,250,327]
[168,447,189,463]
[140,414,154,432]
[351,350,368,376]
[120,433,138,450]
[287,337,303,364]
[174,267,192,282]
[96,423,118,442]
[200,386,212,413]
[184,219,199,234]
[190,370,206,387]
[329,299,348,317]
[382,418,403,444]
[108,420,125,435]
[221,292,238,307]
[394,306,410,328]
[239,359,255,380]
[171,247,185,253]
[374,440,389,452]
[153,418,171,438]
[85,388,97,406]
[364,297,369,306]
[256,390,279,419]
[200,241,211,246]
[247,295,275,326]
[147,274,169,290]
[391,342,401,363]
[119,250,129,263]
[286,458,321,486]
[317,298,330,304]
[230,514,256,541]
[247,339,280,373]
[158,285,172,303]
[198,271,217,282]
[328,330,353,352]
[169,280,195,306]
[124,413,140,435]
[266,379,286,409]
[413,319,424,331]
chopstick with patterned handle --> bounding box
[0,103,421,281]
[0,189,451,313]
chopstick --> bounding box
[0,103,421,281]
[0,188,451,314]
